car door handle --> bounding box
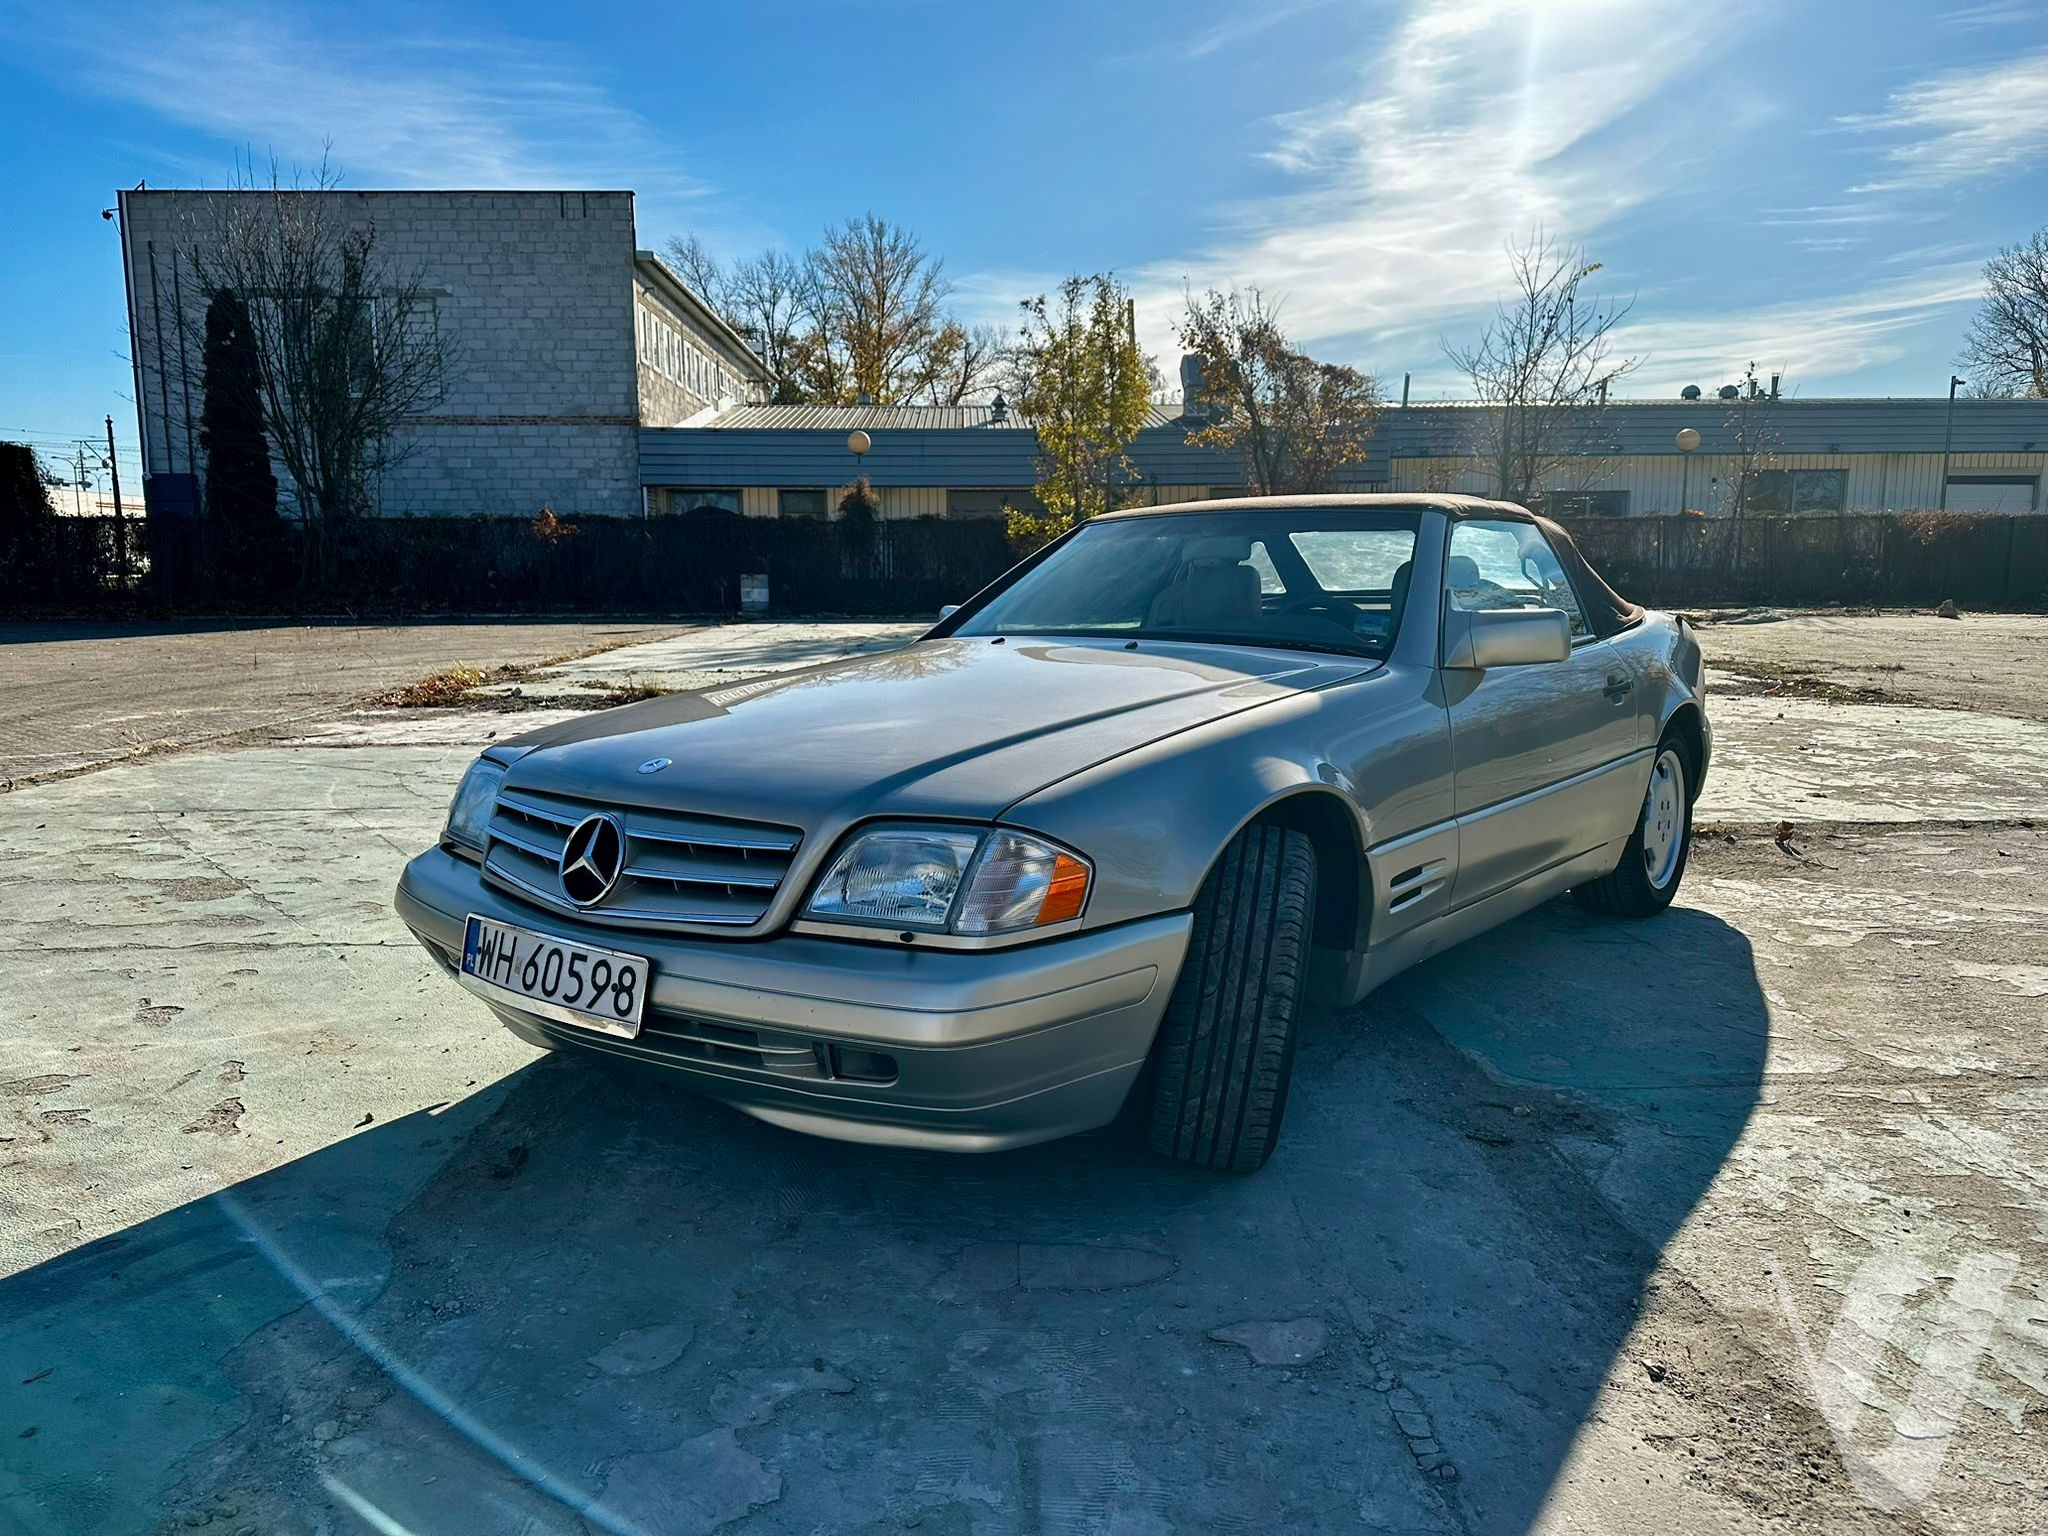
[1604,672,1634,700]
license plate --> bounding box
[459,915,648,1038]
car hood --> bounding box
[498,636,1370,828]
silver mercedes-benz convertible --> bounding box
[396,494,1709,1170]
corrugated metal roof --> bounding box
[638,416,1387,489]
[1383,398,2048,456]
[696,403,1187,431]
[640,396,2047,490]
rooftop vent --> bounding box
[1680,384,1702,400]
[1718,384,1741,400]
[989,392,1008,425]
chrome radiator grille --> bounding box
[482,786,802,931]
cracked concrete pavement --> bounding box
[1,612,2044,1534]
[0,619,689,786]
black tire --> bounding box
[1147,823,1316,1172]
[1573,727,1696,918]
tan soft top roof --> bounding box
[1092,491,1644,638]
[1097,492,1535,522]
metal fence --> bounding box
[1564,513,2048,609]
[5,510,2044,617]
[1,511,1013,617]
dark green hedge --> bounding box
[9,507,2045,616]
[3,510,1014,617]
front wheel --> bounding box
[1574,734,1693,918]
[1147,823,1316,1172]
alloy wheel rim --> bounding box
[1640,748,1685,889]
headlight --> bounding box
[806,826,980,929]
[443,758,506,852]
[805,824,1091,936]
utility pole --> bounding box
[1938,375,1965,513]
[106,415,129,588]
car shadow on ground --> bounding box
[0,899,1766,1536]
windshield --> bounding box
[952,510,1420,660]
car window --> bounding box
[1288,529,1414,591]
[951,509,1420,660]
[1446,520,1590,639]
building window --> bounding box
[1752,468,1846,514]
[1945,475,2038,513]
[946,489,1037,520]
[663,488,741,517]
[1538,490,1630,518]
[779,489,829,518]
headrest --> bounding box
[1180,535,1253,563]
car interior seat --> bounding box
[1386,559,1413,622]
[1147,537,1262,631]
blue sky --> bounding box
[4,0,2047,482]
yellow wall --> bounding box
[1386,452,2047,514]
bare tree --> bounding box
[802,214,954,404]
[1442,232,1636,506]
[665,216,1011,406]
[1959,228,2048,398]
[918,321,1009,407]
[1723,362,1783,521]
[723,249,812,403]
[177,160,451,582]
[1179,287,1381,494]
[661,233,729,310]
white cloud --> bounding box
[944,267,1062,331]
[1942,2,2037,28]
[1755,203,1895,229]
[27,4,701,201]
[1841,48,2048,191]
[1124,0,1740,367]
[1601,264,1984,395]
[1180,0,1338,62]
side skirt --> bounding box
[1348,837,1627,1003]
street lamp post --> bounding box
[1675,427,1701,514]
[1939,375,1965,512]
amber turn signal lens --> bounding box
[1035,853,1090,925]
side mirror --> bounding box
[1443,606,1571,669]
[938,604,961,621]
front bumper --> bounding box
[395,847,1191,1151]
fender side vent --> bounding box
[1388,858,1448,912]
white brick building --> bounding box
[116,188,769,523]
